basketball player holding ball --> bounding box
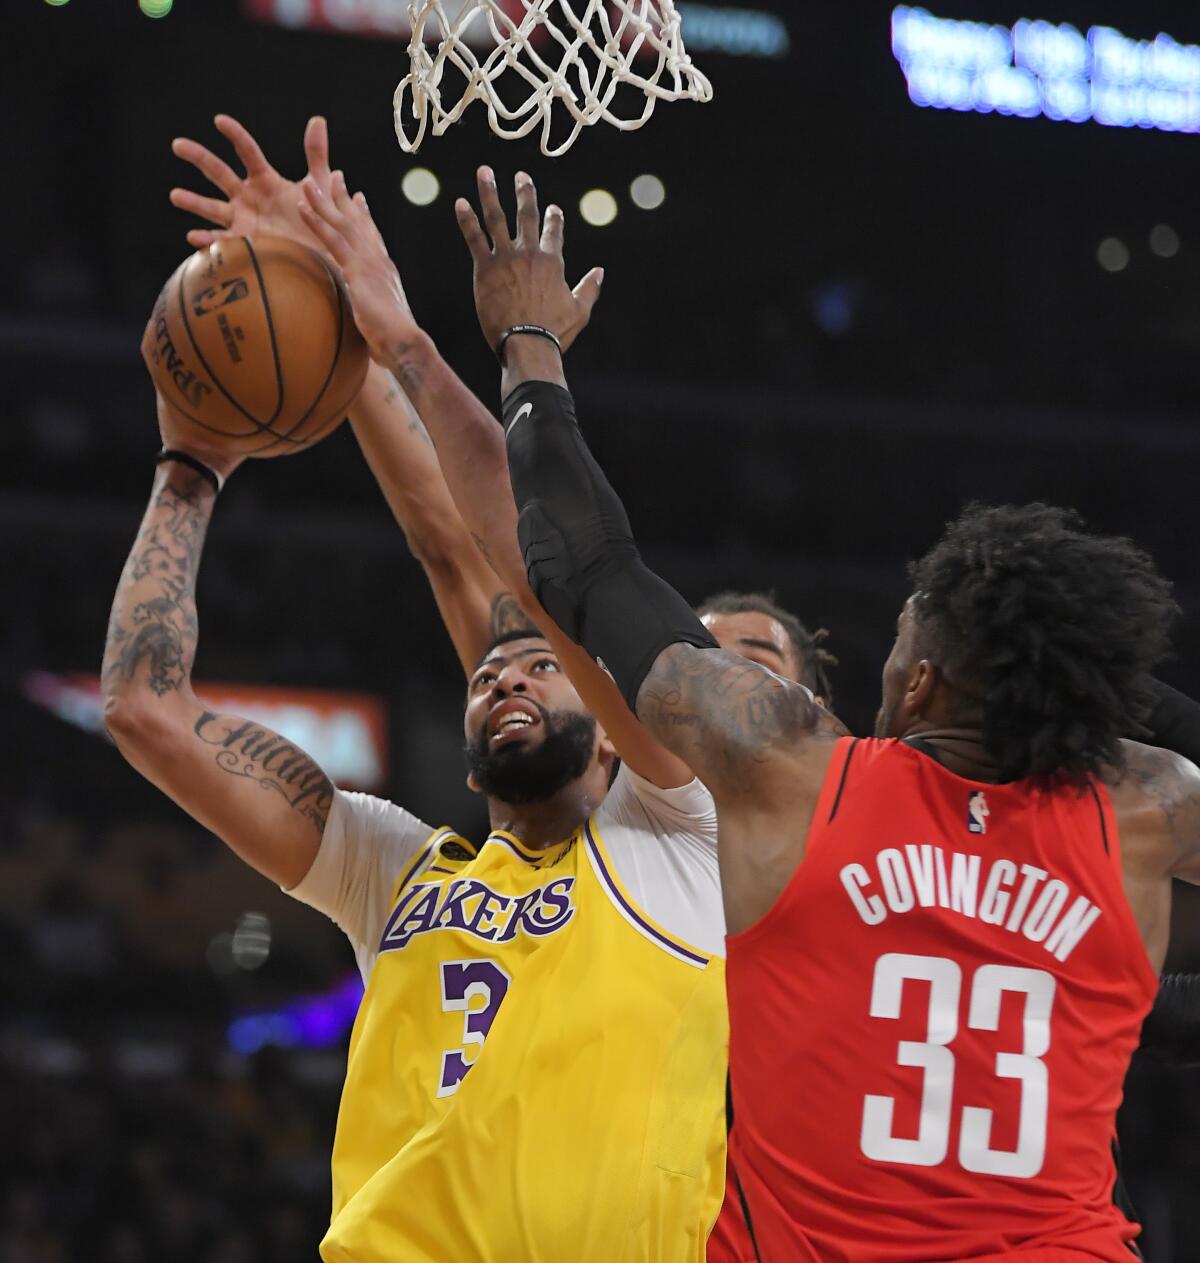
[104,119,740,1263]
[148,119,1200,1260]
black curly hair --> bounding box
[909,503,1176,784]
[696,590,838,704]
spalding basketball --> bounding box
[145,236,369,457]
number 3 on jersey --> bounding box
[860,952,1055,1178]
[438,959,511,1098]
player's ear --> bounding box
[466,772,483,795]
[596,725,617,761]
[905,659,938,719]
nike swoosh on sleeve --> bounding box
[505,402,534,437]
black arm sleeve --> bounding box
[1143,679,1200,766]
[1138,973,1200,1066]
[503,380,717,710]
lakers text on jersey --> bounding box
[312,772,727,1263]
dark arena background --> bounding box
[3,1,1200,1258]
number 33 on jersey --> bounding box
[727,737,1160,1263]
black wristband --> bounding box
[495,324,563,365]
[156,448,222,494]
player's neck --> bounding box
[486,781,606,851]
[903,724,1004,783]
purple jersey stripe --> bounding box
[487,832,550,864]
[584,822,710,967]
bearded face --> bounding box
[464,700,597,805]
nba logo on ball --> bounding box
[967,791,990,836]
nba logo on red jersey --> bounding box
[967,790,989,835]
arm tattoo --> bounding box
[383,377,435,449]
[471,531,494,566]
[489,592,532,638]
[387,343,427,403]
[638,643,841,781]
[103,469,212,698]
[194,712,334,833]
[1122,743,1200,862]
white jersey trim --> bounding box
[587,765,725,961]
[583,821,713,968]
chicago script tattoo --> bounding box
[194,712,334,832]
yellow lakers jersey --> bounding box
[320,791,727,1263]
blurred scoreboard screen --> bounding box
[241,0,791,58]
[24,672,389,792]
[893,6,1200,135]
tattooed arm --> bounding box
[637,644,847,799]
[1113,742,1200,883]
[350,361,522,675]
[102,398,334,889]
[1104,741,1200,975]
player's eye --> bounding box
[473,670,497,690]
[531,658,559,673]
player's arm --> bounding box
[1124,681,1200,1062]
[170,115,522,678]
[298,169,695,790]
[349,360,525,674]
[1116,742,1200,888]
[102,387,332,890]
[445,169,846,804]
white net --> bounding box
[394,0,713,157]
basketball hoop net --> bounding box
[394,0,713,157]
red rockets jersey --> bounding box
[726,738,1159,1263]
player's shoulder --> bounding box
[331,787,438,842]
[1106,740,1200,856]
[1110,738,1200,800]
[596,763,716,834]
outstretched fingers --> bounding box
[329,169,357,218]
[353,191,386,250]
[514,171,540,248]
[572,266,605,322]
[476,166,513,252]
[455,197,491,265]
[169,186,233,229]
[171,136,241,198]
[540,202,565,256]
[186,228,221,249]
[298,179,352,267]
[303,115,332,183]
[213,114,272,178]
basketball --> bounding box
[144,235,369,458]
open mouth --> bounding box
[488,701,542,747]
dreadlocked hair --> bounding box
[696,590,838,704]
[910,503,1176,785]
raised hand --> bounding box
[455,167,604,355]
[298,172,421,369]
[169,114,334,257]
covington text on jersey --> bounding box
[839,845,1100,962]
[379,876,576,954]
